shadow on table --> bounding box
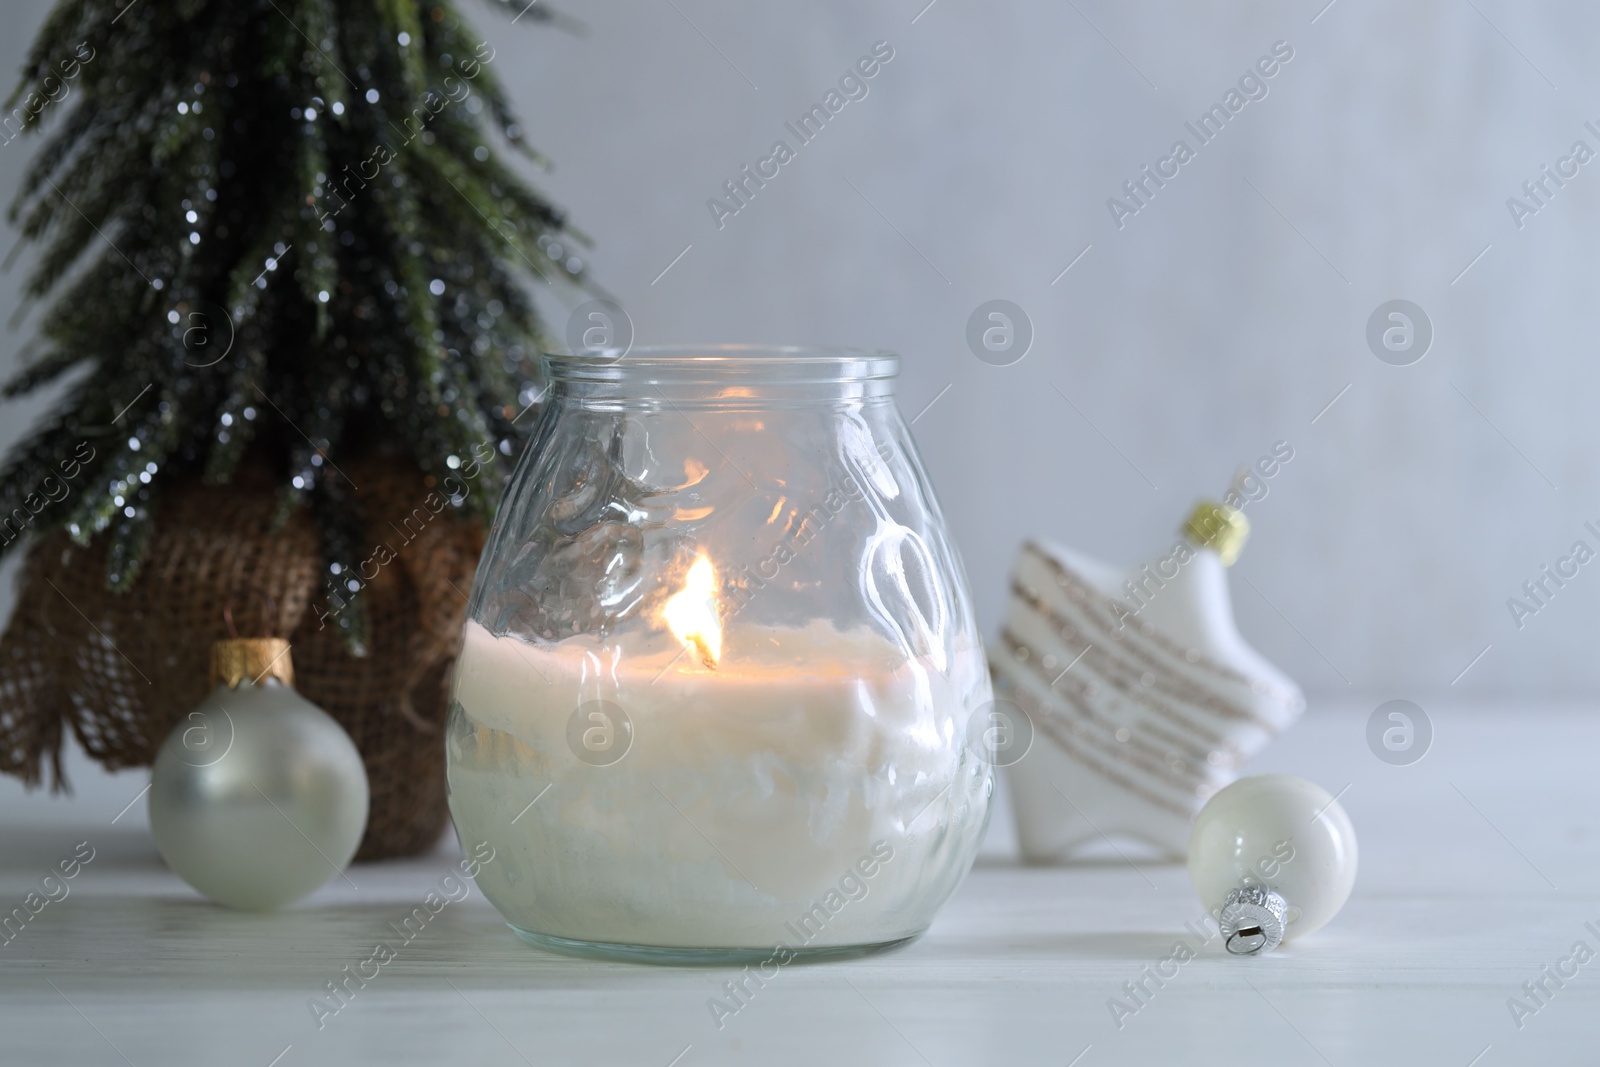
[928,928,1214,960]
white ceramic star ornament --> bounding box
[993,498,1305,861]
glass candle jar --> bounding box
[446,346,992,963]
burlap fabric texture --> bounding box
[0,459,484,860]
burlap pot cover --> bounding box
[0,459,485,860]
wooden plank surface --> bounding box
[2,701,1595,1065]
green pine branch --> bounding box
[0,0,587,649]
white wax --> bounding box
[447,619,992,949]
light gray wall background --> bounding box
[3,0,1599,706]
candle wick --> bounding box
[692,635,717,671]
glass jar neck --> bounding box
[543,346,898,408]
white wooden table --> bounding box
[2,701,1594,1066]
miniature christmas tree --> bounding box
[0,0,586,650]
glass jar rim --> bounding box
[543,344,899,384]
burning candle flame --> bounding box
[663,552,722,669]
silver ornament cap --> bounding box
[1219,885,1289,956]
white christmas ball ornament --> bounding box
[1188,774,1357,955]
[149,640,369,911]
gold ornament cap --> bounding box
[210,638,295,689]
[1183,501,1250,566]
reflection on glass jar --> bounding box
[446,346,993,963]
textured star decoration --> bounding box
[993,505,1305,861]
